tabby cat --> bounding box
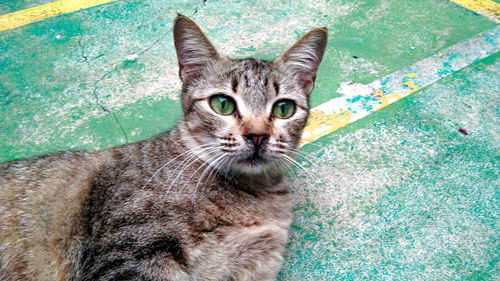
[0,15,327,280]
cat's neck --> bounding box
[228,170,287,194]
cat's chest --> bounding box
[184,190,292,278]
[186,186,292,236]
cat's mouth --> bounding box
[240,149,268,167]
[244,154,266,166]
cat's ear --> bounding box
[275,28,327,95]
[173,15,219,85]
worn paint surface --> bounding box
[281,52,500,280]
[1,0,497,162]
[0,0,119,31]
[300,25,500,146]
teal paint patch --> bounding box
[438,61,454,77]
[281,52,500,280]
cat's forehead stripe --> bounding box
[231,76,238,93]
[243,69,256,88]
[221,59,277,111]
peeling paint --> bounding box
[402,81,419,93]
[0,0,498,162]
[377,91,404,111]
[336,81,379,97]
[299,25,500,147]
[450,0,500,23]
[281,51,500,280]
[300,109,352,146]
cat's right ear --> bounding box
[173,15,219,85]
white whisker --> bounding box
[140,143,215,189]
[158,146,220,207]
[170,147,219,189]
[281,154,319,183]
[191,153,230,203]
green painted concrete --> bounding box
[0,0,55,15]
[0,0,497,162]
[282,52,499,280]
[1,0,499,279]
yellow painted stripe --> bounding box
[299,109,352,146]
[0,0,119,32]
[298,25,499,147]
[450,0,500,23]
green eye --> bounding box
[210,95,236,115]
[272,100,295,119]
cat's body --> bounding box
[1,129,291,280]
[0,16,326,280]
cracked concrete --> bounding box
[92,71,130,143]
[88,37,163,143]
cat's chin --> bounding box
[231,157,281,176]
[242,155,266,166]
[226,158,286,189]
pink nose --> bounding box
[244,133,270,147]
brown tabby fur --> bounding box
[0,16,327,280]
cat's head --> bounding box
[173,15,327,177]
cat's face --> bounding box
[173,16,327,176]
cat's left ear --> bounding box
[173,15,219,85]
[274,28,328,95]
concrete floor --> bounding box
[1,0,499,279]
[283,51,499,280]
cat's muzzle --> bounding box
[244,133,269,160]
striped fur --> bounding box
[0,15,327,280]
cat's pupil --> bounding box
[279,104,285,114]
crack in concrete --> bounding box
[193,0,208,15]
[77,38,88,63]
[87,38,163,144]
[92,71,130,144]
[76,35,130,144]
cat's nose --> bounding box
[244,133,270,147]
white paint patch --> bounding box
[125,52,139,61]
[336,81,381,97]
